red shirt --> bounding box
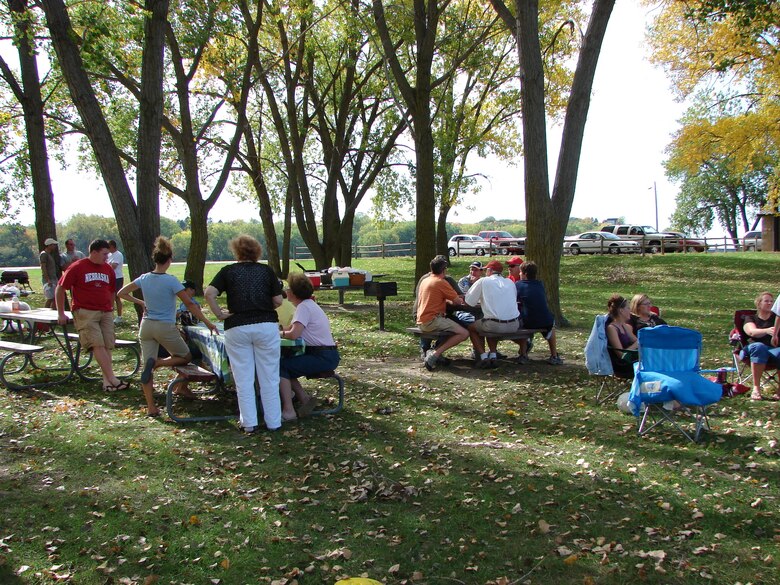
[59,258,116,312]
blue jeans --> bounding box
[280,349,340,379]
[742,342,780,365]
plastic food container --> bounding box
[333,271,350,287]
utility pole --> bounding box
[649,182,659,230]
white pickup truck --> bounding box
[599,225,678,254]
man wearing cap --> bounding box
[458,261,484,293]
[507,256,524,282]
[464,260,521,368]
[416,255,469,371]
[40,237,62,308]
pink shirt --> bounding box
[293,299,335,346]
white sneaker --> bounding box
[113,316,123,325]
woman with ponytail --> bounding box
[118,236,217,416]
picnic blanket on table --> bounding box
[184,324,305,387]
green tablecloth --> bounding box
[184,324,305,386]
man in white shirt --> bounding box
[107,240,125,324]
[464,260,520,368]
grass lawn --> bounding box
[1,253,778,584]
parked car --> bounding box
[564,231,641,255]
[599,224,677,253]
[477,230,525,255]
[447,235,493,256]
[663,231,708,252]
[742,230,762,251]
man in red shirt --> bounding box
[56,239,130,392]
[416,256,469,370]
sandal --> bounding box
[750,390,763,401]
[103,380,131,392]
[146,410,160,418]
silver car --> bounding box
[742,230,762,251]
[564,231,641,255]
[447,234,493,256]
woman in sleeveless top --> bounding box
[606,294,638,376]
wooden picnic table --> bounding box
[0,308,77,390]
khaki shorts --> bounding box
[139,319,190,363]
[73,309,115,350]
[419,315,463,334]
[474,317,520,337]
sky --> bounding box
[10,2,693,234]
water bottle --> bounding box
[11,295,20,312]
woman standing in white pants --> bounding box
[205,235,284,432]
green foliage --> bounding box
[0,223,37,266]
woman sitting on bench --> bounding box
[279,272,340,421]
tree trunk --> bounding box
[135,0,169,262]
[436,203,451,259]
[493,0,614,325]
[336,211,356,267]
[7,0,57,248]
[184,201,209,289]
[41,0,146,277]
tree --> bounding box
[490,0,614,323]
[40,0,163,278]
[235,0,406,274]
[371,0,502,280]
[648,1,780,209]
[0,0,57,247]
[665,105,774,241]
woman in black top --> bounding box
[629,294,667,334]
[205,235,284,432]
[741,291,780,401]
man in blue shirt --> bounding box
[515,261,563,365]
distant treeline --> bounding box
[0,214,602,267]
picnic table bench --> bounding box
[0,340,45,390]
[164,363,345,423]
[64,332,141,381]
[406,326,546,342]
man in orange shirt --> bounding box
[416,256,469,370]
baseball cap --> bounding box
[485,260,503,272]
[44,238,58,246]
[181,279,196,290]
[507,256,523,266]
[469,261,484,270]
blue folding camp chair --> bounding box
[628,326,722,443]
